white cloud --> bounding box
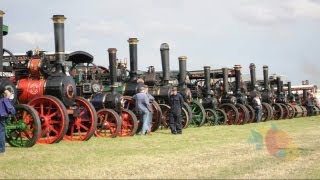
[289,0,320,19]
[233,0,320,25]
[76,20,129,36]
[144,21,194,34]
[10,32,52,46]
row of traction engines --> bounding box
[1,10,319,148]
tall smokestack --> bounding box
[276,76,281,95]
[108,48,118,93]
[249,63,256,91]
[263,65,269,91]
[303,89,308,100]
[222,68,229,95]
[234,65,242,95]
[204,66,211,97]
[160,43,170,85]
[287,81,292,97]
[178,56,187,87]
[52,15,66,67]
[0,10,5,74]
[128,38,139,81]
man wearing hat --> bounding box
[169,87,184,134]
[0,87,16,153]
[133,86,152,135]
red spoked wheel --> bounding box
[219,103,239,125]
[151,101,162,132]
[286,104,296,119]
[245,104,255,123]
[159,104,190,129]
[272,103,283,120]
[279,104,290,119]
[261,103,273,121]
[64,97,97,141]
[28,95,69,144]
[122,96,161,134]
[235,104,250,125]
[95,109,121,138]
[159,104,170,128]
[119,109,138,137]
[123,96,142,134]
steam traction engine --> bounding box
[113,38,163,133]
[190,66,227,125]
[9,15,97,144]
[0,10,41,147]
[69,48,138,137]
[247,63,273,121]
[218,65,251,125]
[143,43,206,128]
[158,47,206,128]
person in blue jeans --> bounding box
[133,86,151,135]
[144,85,154,134]
[253,94,262,123]
[0,87,16,153]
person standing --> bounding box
[306,93,315,116]
[133,86,151,135]
[0,87,16,154]
[253,94,262,123]
[144,85,154,134]
[169,87,184,135]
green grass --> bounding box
[1,117,320,179]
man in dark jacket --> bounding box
[169,87,184,135]
[0,87,16,153]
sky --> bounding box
[1,0,320,85]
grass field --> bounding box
[1,116,320,179]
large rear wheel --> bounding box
[95,109,121,138]
[245,104,255,123]
[286,104,296,119]
[189,100,206,127]
[204,109,218,126]
[6,104,41,147]
[65,97,97,141]
[235,104,250,125]
[119,109,138,136]
[215,109,227,125]
[261,103,273,121]
[272,103,284,120]
[219,103,239,125]
[28,95,69,144]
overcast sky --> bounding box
[1,0,320,85]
